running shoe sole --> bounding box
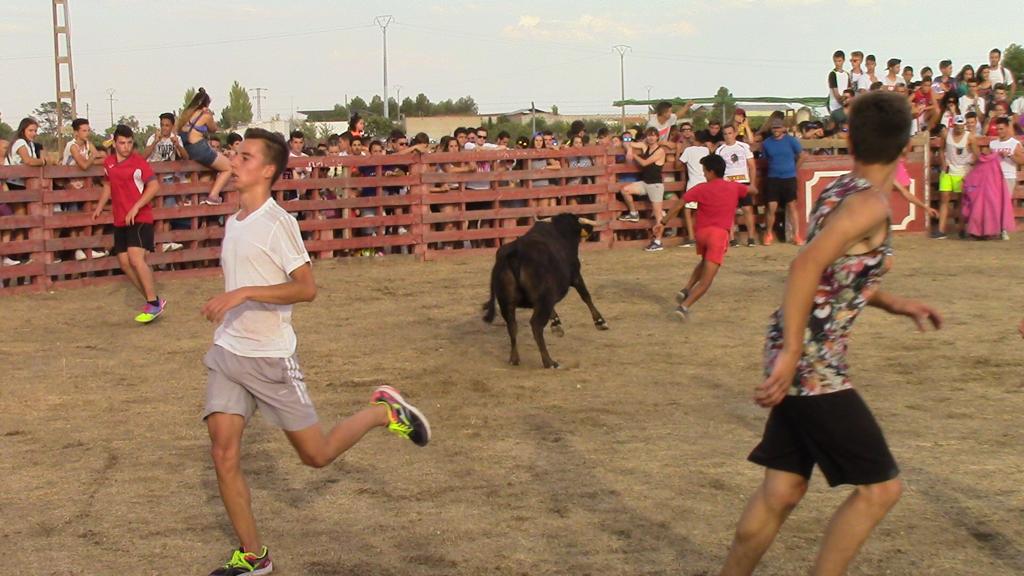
[376,385,432,447]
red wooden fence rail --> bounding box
[2,137,1015,296]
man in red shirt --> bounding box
[92,124,164,323]
[655,153,748,321]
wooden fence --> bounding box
[1,136,1018,295]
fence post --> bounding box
[27,169,52,292]
[409,159,428,260]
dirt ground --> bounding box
[2,234,1023,576]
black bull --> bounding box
[482,213,609,368]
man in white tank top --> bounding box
[935,116,978,239]
[62,118,109,259]
[988,118,1024,240]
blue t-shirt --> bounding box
[761,134,802,179]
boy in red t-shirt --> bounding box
[91,124,164,323]
[655,153,748,321]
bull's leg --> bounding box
[530,303,559,369]
[550,309,565,337]
[572,276,609,330]
[502,305,520,366]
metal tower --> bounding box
[52,0,78,138]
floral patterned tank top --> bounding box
[764,174,893,396]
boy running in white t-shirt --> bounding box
[200,128,431,576]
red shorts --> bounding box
[696,227,730,265]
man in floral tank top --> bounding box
[719,92,943,576]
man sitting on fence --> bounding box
[91,124,165,323]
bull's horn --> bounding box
[577,217,599,226]
[534,216,552,223]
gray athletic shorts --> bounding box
[202,345,319,431]
[636,182,665,202]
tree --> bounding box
[364,115,397,139]
[709,86,736,126]
[453,96,478,114]
[399,97,416,117]
[1003,43,1024,88]
[368,95,385,116]
[388,97,400,119]
[551,104,559,115]
[31,101,73,135]
[220,81,253,129]
[348,96,369,115]
[413,93,431,116]
[0,121,12,140]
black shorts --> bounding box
[748,389,899,487]
[113,223,155,255]
[738,195,753,207]
[762,177,797,205]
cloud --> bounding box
[502,14,637,41]
[501,13,695,42]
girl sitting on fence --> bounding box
[176,88,232,206]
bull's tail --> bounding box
[482,262,499,323]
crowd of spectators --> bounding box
[2,47,1023,271]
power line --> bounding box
[0,23,376,62]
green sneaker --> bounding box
[371,385,431,447]
[134,298,166,324]
[209,546,273,575]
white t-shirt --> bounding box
[214,198,312,358]
[288,150,310,179]
[857,73,876,92]
[646,113,677,141]
[5,138,36,186]
[1011,97,1024,116]
[62,140,93,190]
[716,141,753,182]
[959,95,986,116]
[680,146,709,191]
[464,141,497,190]
[827,69,850,111]
[146,134,181,162]
[989,137,1021,180]
[989,65,1015,88]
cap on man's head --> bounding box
[953,115,966,125]
[887,58,901,68]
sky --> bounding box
[1,0,1020,128]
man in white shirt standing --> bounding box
[827,51,850,122]
[849,51,866,93]
[716,124,758,247]
[677,134,716,247]
[199,128,431,576]
[858,54,879,92]
[882,58,902,91]
[935,115,979,239]
[989,118,1024,240]
[988,48,1016,99]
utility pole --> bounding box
[613,45,631,131]
[374,15,394,121]
[393,84,402,119]
[531,100,536,136]
[52,0,78,146]
[249,87,268,121]
[106,89,117,130]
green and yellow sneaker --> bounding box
[209,546,273,576]
[371,385,431,447]
[134,298,166,324]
